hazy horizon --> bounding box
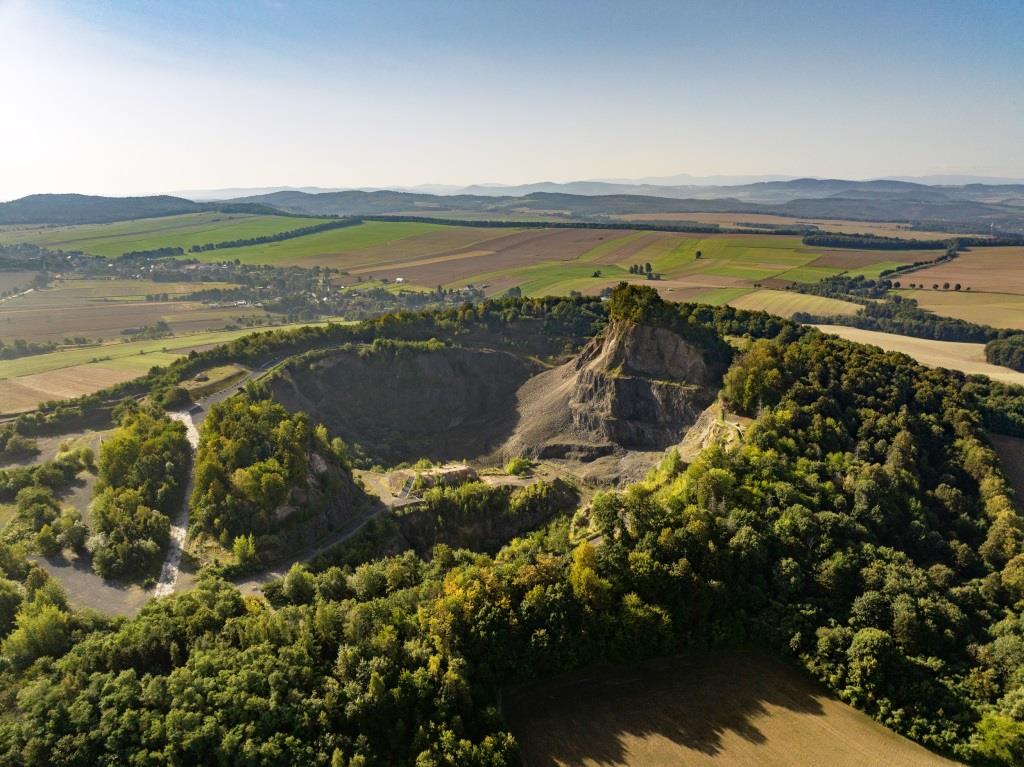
[2,0,1022,201]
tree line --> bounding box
[185,217,362,253]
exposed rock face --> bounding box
[501,321,724,460]
[270,345,536,464]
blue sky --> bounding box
[1,0,1022,198]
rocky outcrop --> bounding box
[500,320,724,460]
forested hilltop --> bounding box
[0,287,1023,764]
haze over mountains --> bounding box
[3,176,1024,233]
[175,174,1024,202]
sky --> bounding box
[0,0,1022,200]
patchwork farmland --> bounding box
[0,278,268,343]
[0,320,347,413]
[0,212,330,258]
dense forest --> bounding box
[0,287,1021,764]
[190,387,355,560]
[987,336,1024,373]
[88,404,192,580]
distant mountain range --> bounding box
[3,177,1024,233]
[176,174,1024,203]
[0,194,280,226]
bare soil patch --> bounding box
[505,650,958,767]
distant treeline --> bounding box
[802,232,1024,250]
[121,247,185,260]
[363,214,810,236]
[0,339,58,361]
[186,217,362,253]
[795,297,1008,343]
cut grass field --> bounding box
[810,325,1024,386]
[0,212,330,258]
[505,650,956,767]
[896,289,1024,330]
[725,289,861,317]
[0,278,263,343]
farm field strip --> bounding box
[506,651,956,767]
[2,279,238,305]
[187,220,449,265]
[810,324,1024,386]
[0,278,263,343]
[727,289,861,317]
[0,271,40,294]
[295,225,525,271]
[610,211,982,240]
[902,246,1024,295]
[0,213,331,258]
[0,318,353,413]
[692,287,755,305]
[895,288,1024,329]
[0,321,343,380]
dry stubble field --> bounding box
[505,651,958,767]
[902,247,1024,294]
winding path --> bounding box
[153,410,199,597]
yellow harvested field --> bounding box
[810,325,1024,385]
[506,651,957,767]
[905,247,1024,294]
[728,289,861,318]
[0,365,137,413]
[896,289,1024,330]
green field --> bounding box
[0,213,329,258]
[727,289,861,317]
[694,287,754,305]
[774,265,844,283]
[0,321,345,380]
[187,220,448,264]
[847,260,909,279]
